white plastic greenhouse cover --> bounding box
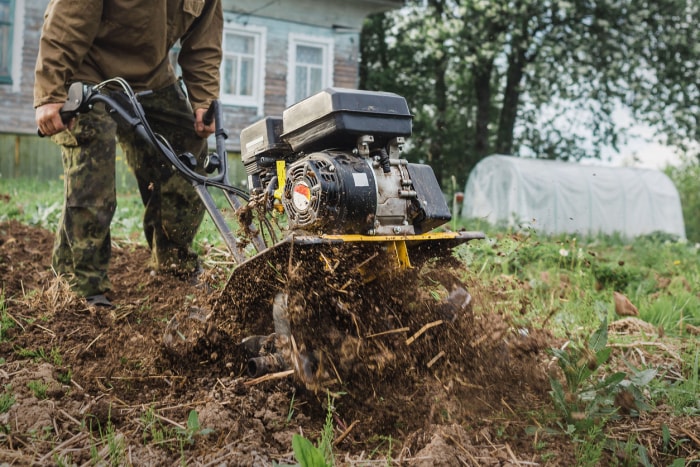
[461,155,686,239]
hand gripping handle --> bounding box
[37,82,92,137]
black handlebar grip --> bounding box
[202,102,216,126]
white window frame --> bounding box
[286,33,334,107]
[220,23,266,113]
[1,0,24,91]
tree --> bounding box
[360,0,700,191]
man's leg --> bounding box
[51,104,118,297]
[118,82,207,276]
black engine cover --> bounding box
[282,152,377,234]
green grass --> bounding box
[13,346,63,365]
[455,223,700,340]
[0,177,233,253]
[0,385,15,413]
[27,380,48,400]
[0,292,13,343]
[0,178,144,241]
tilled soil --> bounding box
[0,220,697,466]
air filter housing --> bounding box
[281,88,412,153]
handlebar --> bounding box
[37,78,242,197]
[202,102,216,126]
[37,82,93,137]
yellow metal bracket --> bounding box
[274,160,286,201]
[388,240,412,270]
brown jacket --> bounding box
[34,0,223,112]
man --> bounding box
[34,0,223,307]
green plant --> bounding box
[667,161,700,243]
[573,423,606,467]
[318,392,336,465]
[291,434,329,467]
[367,435,396,462]
[0,385,15,413]
[548,319,656,435]
[609,434,653,467]
[57,369,73,386]
[27,380,49,400]
[0,292,15,342]
[85,408,125,465]
[52,452,73,467]
[141,406,169,445]
[175,410,214,446]
[13,346,63,365]
[104,421,125,466]
[286,392,296,425]
[592,262,640,292]
[50,347,63,366]
[664,348,700,415]
[288,392,337,467]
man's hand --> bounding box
[36,102,70,137]
[194,107,215,139]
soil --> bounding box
[0,219,698,466]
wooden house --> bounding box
[0,0,402,178]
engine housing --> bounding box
[282,151,450,235]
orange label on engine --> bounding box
[292,182,311,211]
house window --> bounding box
[287,34,334,106]
[220,24,265,111]
[0,0,14,84]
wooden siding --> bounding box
[0,0,47,135]
[223,0,402,29]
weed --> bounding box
[286,391,296,425]
[592,262,640,292]
[141,406,168,445]
[104,421,125,465]
[85,407,126,465]
[175,410,214,445]
[665,348,700,415]
[13,346,62,365]
[574,423,605,467]
[286,391,337,467]
[27,380,49,400]
[0,385,15,413]
[57,369,72,385]
[50,347,63,366]
[28,425,54,442]
[367,435,395,461]
[52,453,73,467]
[290,434,329,467]
[318,392,336,465]
[549,319,655,435]
[0,293,15,342]
[643,293,700,336]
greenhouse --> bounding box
[461,155,686,239]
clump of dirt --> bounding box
[1,220,697,465]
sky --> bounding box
[617,143,681,169]
[595,108,686,170]
[609,130,683,170]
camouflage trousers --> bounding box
[51,81,207,297]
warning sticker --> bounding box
[292,182,311,211]
[353,172,369,187]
